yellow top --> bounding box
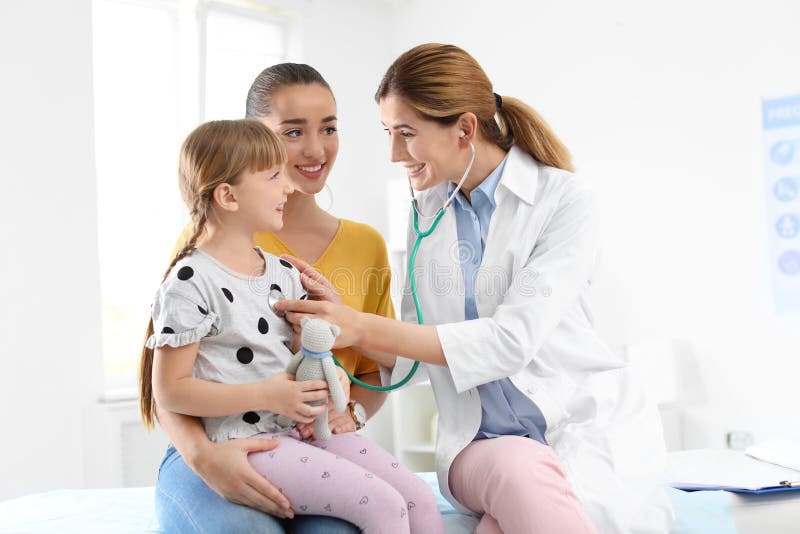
[173,219,395,377]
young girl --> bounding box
[139,119,443,534]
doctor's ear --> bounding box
[456,112,478,142]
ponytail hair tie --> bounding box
[494,92,503,110]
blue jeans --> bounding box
[156,445,360,534]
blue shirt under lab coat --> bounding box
[449,154,548,444]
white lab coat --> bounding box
[381,146,673,533]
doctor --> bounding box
[276,43,672,534]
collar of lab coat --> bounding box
[496,144,540,206]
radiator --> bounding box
[83,398,170,488]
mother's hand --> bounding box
[194,436,294,518]
[281,254,343,305]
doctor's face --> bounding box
[380,95,466,192]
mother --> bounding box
[153,64,393,534]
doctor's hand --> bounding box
[194,437,294,518]
[274,298,363,349]
[280,254,343,305]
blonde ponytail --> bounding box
[138,216,205,429]
[497,96,573,172]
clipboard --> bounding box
[668,449,800,494]
[675,483,800,494]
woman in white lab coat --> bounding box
[276,43,673,533]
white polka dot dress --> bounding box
[146,247,307,442]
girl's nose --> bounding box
[283,173,295,194]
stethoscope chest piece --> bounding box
[268,287,286,317]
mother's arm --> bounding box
[155,405,294,518]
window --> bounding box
[203,6,287,120]
[92,0,292,393]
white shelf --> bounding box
[359,368,439,472]
[391,382,438,472]
[403,443,436,454]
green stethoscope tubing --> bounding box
[332,202,447,392]
[330,136,475,392]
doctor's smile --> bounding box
[405,162,426,178]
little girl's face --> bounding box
[234,164,294,232]
[258,84,339,196]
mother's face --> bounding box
[258,84,339,195]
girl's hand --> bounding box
[261,372,329,423]
[296,366,352,439]
[280,254,343,305]
[193,436,295,518]
[273,299,363,349]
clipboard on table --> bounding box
[667,449,800,494]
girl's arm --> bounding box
[152,342,330,422]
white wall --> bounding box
[386,0,800,446]
[301,0,397,237]
[0,1,103,500]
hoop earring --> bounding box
[316,182,334,212]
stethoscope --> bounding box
[269,131,476,392]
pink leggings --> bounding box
[248,430,443,534]
[448,436,596,534]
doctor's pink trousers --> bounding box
[448,436,596,534]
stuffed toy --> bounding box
[285,317,347,440]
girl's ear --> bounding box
[212,182,238,212]
[329,324,341,337]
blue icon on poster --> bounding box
[773,177,798,202]
[776,214,799,239]
[778,250,800,275]
[771,141,794,165]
